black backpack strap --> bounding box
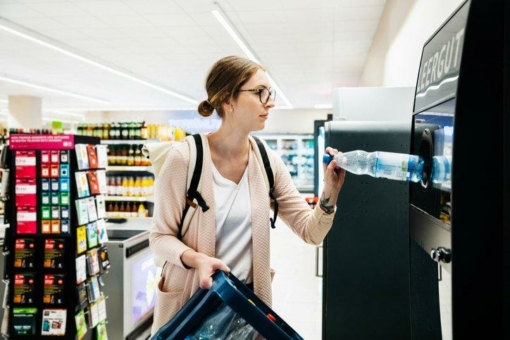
[187,134,209,211]
[252,136,278,229]
[179,134,209,238]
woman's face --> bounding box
[230,69,275,132]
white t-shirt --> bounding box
[212,163,253,284]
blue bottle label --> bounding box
[374,152,414,181]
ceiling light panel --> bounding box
[0,75,109,104]
[0,0,385,109]
[212,3,293,109]
[72,1,138,17]
[0,19,197,107]
[0,3,42,19]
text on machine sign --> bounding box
[416,28,465,94]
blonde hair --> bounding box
[198,56,265,118]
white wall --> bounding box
[360,0,464,87]
[332,87,415,121]
[264,109,330,134]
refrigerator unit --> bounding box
[313,118,332,198]
[254,134,314,193]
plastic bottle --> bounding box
[138,203,148,218]
[323,150,424,183]
[431,155,452,183]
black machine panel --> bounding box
[409,0,507,339]
[323,121,411,340]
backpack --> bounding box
[142,134,278,267]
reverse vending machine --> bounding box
[322,1,508,339]
[409,1,507,339]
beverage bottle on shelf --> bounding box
[121,176,129,196]
[140,121,148,140]
[119,202,126,217]
[120,145,128,165]
[127,145,135,166]
[107,202,114,218]
[115,176,122,196]
[127,176,135,196]
[133,176,141,197]
[102,122,110,140]
[138,203,148,218]
[131,202,139,217]
[106,176,113,196]
[147,176,154,196]
[109,122,118,140]
[323,150,424,183]
[113,202,120,217]
[140,176,149,196]
[134,145,142,166]
[107,145,115,165]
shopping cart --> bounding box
[151,270,304,340]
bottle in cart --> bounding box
[323,150,424,183]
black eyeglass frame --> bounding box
[238,88,276,105]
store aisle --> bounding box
[270,219,322,340]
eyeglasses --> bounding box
[238,88,276,105]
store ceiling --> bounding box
[0,0,386,114]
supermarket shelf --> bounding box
[107,166,152,172]
[105,216,152,222]
[104,196,154,202]
[101,139,158,145]
[104,218,152,230]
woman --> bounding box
[149,55,346,335]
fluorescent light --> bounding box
[314,104,333,109]
[0,75,110,104]
[212,6,259,63]
[2,108,84,122]
[0,17,197,105]
[212,3,293,109]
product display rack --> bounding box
[254,134,314,192]
[1,134,111,340]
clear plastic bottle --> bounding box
[431,155,452,183]
[323,150,424,183]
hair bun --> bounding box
[198,100,214,117]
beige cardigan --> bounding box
[149,134,336,335]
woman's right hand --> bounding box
[181,249,230,289]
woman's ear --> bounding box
[220,100,230,113]
[221,95,235,113]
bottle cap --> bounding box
[323,154,334,165]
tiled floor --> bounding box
[270,219,322,340]
[439,268,452,340]
[269,221,454,340]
